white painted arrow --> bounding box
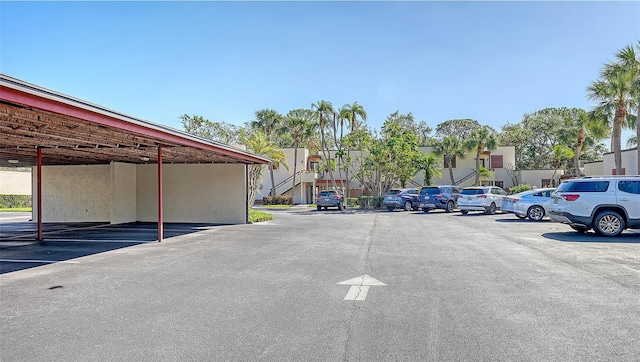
[337,274,386,301]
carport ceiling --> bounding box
[0,75,269,167]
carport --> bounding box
[0,74,269,241]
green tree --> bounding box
[242,131,289,209]
[588,49,637,175]
[413,152,442,186]
[284,109,316,196]
[251,109,284,197]
[435,119,481,140]
[568,109,609,176]
[180,114,242,145]
[611,42,639,173]
[550,144,574,184]
[465,125,498,186]
[433,136,467,185]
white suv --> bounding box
[549,176,640,236]
[458,186,507,215]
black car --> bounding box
[417,185,462,213]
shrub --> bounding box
[262,195,294,205]
[509,183,533,195]
[358,196,385,209]
[0,195,32,208]
[249,209,273,223]
[347,198,359,208]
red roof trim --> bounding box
[1,85,269,164]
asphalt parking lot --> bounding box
[1,207,639,361]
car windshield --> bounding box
[386,190,401,195]
[420,188,440,195]
[318,191,335,197]
[461,188,485,195]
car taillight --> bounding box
[562,194,580,201]
[334,195,341,199]
[512,199,519,203]
[477,195,487,198]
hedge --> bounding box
[262,195,294,205]
[0,195,32,208]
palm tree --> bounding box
[311,100,338,190]
[341,102,368,132]
[284,109,316,199]
[337,102,367,197]
[612,42,640,173]
[464,125,498,186]
[550,144,574,185]
[243,131,289,209]
[433,136,467,185]
[568,109,609,176]
[252,109,283,197]
[588,48,637,175]
[414,152,442,186]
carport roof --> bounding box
[0,74,270,167]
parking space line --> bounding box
[0,259,79,264]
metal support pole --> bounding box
[158,147,163,242]
[37,147,43,241]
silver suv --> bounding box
[549,176,640,236]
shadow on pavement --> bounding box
[0,222,223,274]
[542,231,640,244]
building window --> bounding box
[490,155,503,169]
[444,156,457,168]
[495,181,504,189]
[310,161,319,171]
[542,179,551,187]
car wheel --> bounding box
[403,201,411,211]
[593,210,625,237]
[461,210,468,215]
[422,208,430,213]
[387,206,394,212]
[317,205,321,211]
[445,200,455,213]
[527,206,545,221]
[485,203,496,215]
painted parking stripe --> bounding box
[344,286,370,301]
[0,259,79,264]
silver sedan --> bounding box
[501,188,555,221]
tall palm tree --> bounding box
[414,152,442,186]
[243,131,289,209]
[464,125,498,186]
[284,109,316,198]
[588,49,637,175]
[252,109,283,196]
[311,100,338,190]
[433,136,467,185]
[612,42,640,173]
[341,101,368,132]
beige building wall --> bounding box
[0,170,32,195]
[34,165,112,222]
[519,169,564,188]
[583,161,603,176]
[111,162,137,224]
[602,148,639,175]
[33,163,247,224]
[136,163,247,224]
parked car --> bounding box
[316,190,344,211]
[501,188,555,221]
[458,186,508,215]
[549,176,640,236]
[384,188,420,211]
[418,185,462,213]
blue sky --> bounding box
[1,1,639,142]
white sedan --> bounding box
[458,186,507,215]
[501,188,555,221]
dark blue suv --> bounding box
[417,185,462,213]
